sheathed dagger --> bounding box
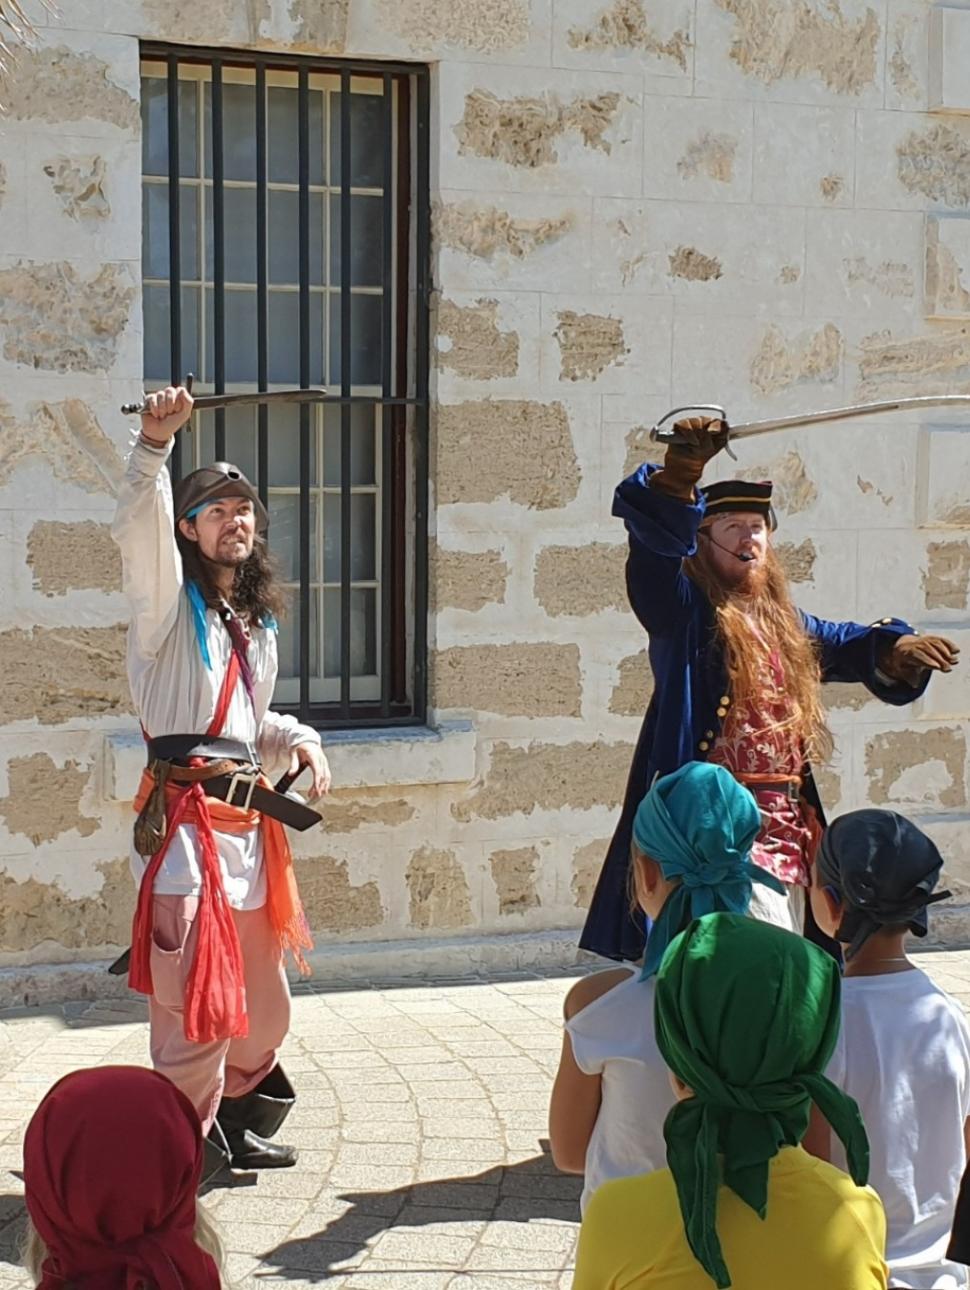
[649,396,970,447]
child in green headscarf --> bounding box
[573,913,887,1290]
[550,761,786,1214]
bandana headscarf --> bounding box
[654,913,870,1289]
[633,761,786,978]
[816,808,950,960]
[24,1066,222,1290]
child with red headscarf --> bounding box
[22,1066,223,1289]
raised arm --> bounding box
[615,417,730,636]
[110,386,194,658]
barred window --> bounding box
[140,46,430,727]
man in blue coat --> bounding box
[581,416,960,962]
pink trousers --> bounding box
[148,894,291,1133]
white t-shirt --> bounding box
[826,968,970,1290]
[565,968,675,1215]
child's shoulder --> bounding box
[564,967,638,1022]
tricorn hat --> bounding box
[173,462,269,533]
[700,479,776,530]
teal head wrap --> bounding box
[633,761,785,979]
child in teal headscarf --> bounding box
[549,761,787,1214]
[573,914,886,1289]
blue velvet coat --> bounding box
[579,465,929,962]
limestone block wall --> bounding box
[0,0,969,971]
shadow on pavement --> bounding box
[262,1144,581,1282]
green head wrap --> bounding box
[654,913,870,1289]
[633,761,785,979]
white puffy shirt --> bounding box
[112,435,321,909]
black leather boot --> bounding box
[215,1065,298,1170]
[201,1120,232,1185]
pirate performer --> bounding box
[112,384,331,1179]
[580,415,959,963]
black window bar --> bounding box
[140,43,430,730]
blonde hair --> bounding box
[22,1210,225,1287]
[685,539,833,765]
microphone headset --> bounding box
[699,530,756,563]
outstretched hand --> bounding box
[668,416,730,464]
[885,634,960,687]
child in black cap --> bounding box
[808,808,970,1290]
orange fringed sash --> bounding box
[128,653,312,1043]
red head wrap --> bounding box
[24,1066,221,1290]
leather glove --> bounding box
[880,634,960,687]
[650,416,730,500]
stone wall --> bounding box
[0,0,969,970]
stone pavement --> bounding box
[0,949,969,1288]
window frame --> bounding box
[140,43,430,731]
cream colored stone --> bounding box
[451,740,632,822]
[26,521,122,596]
[0,398,123,497]
[0,45,138,130]
[433,643,582,717]
[407,847,473,929]
[753,105,856,208]
[749,324,842,397]
[0,754,97,845]
[622,425,665,477]
[431,543,509,613]
[0,262,135,373]
[533,543,626,617]
[667,245,722,281]
[572,839,609,909]
[567,0,690,70]
[866,726,967,810]
[0,625,131,725]
[490,846,541,915]
[856,328,970,400]
[0,858,130,953]
[554,309,629,382]
[609,650,653,717]
[639,98,753,204]
[775,538,817,584]
[712,0,879,92]
[823,683,870,711]
[926,217,970,320]
[678,131,737,182]
[436,400,580,511]
[318,796,416,834]
[897,122,970,207]
[920,427,970,529]
[929,6,970,114]
[436,201,574,263]
[373,0,529,53]
[294,855,384,932]
[436,297,519,380]
[804,210,923,320]
[455,88,625,169]
[738,450,817,516]
[922,542,970,611]
[42,156,110,221]
[285,0,350,47]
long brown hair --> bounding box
[176,530,288,627]
[686,538,833,764]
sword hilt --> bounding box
[648,404,729,445]
[122,373,195,420]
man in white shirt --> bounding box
[112,384,330,1180]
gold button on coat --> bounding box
[719,695,730,706]
[716,707,727,718]
[699,741,710,752]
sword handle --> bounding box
[121,372,196,419]
[274,764,308,795]
[648,404,728,445]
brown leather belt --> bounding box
[164,761,322,832]
[735,773,802,804]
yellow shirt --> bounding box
[572,1146,888,1290]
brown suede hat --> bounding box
[173,462,269,533]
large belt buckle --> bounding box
[226,766,259,810]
